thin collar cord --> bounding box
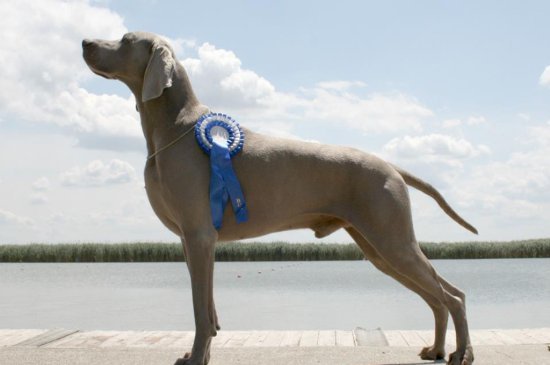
[146,123,196,161]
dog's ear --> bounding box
[142,42,175,102]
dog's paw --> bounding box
[419,345,445,360]
[447,345,474,365]
[174,352,194,365]
[174,350,210,365]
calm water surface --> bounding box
[0,259,548,330]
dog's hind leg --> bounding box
[375,241,472,365]
[349,175,473,365]
[346,227,448,360]
[177,230,218,365]
[359,228,473,364]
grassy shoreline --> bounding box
[0,239,549,262]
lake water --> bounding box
[0,259,548,331]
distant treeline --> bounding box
[0,239,549,263]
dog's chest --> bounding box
[143,165,184,235]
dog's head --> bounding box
[82,32,175,102]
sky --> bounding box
[1,0,550,244]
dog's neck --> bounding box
[133,63,209,159]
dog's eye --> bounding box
[121,34,134,44]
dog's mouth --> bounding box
[83,54,116,80]
[90,67,116,80]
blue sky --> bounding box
[1,0,550,244]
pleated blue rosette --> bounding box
[195,113,248,229]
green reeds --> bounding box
[419,239,550,259]
[215,242,364,261]
[0,242,184,263]
[0,239,549,262]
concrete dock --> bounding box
[1,328,549,364]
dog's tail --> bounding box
[391,164,478,234]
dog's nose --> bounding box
[82,39,94,48]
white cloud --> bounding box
[183,42,433,135]
[29,193,49,205]
[517,113,530,121]
[469,150,550,199]
[88,201,157,227]
[453,122,550,220]
[315,80,367,91]
[0,1,141,151]
[60,159,137,187]
[182,43,278,111]
[32,177,51,191]
[442,116,486,128]
[303,90,432,133]
[529,120,550,145]
[383,134,490,167]
[539,65,550,87]
[442,119,462,128]
[55,90,142,150]
[466,116,486,125]
[0,209,34,226]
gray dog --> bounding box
[83,32,476,365]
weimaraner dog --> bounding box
[82,32,476,365]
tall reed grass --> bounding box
[0,239,548,262]
[419,239,550,259]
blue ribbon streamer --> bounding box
[209,139,248,229]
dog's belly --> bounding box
[217,213,349,241]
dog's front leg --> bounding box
[176,231,217,365]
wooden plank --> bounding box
[335,330,355,347]
[0,330,49,347]
[43,331,99,348]
[223,331,252,348]
[415,330,435,346]
[382,331,407,347]
[280,331,303,347]
[242,331,268,347]
[96,331,147,347]
[149,331,185,348]
[471,330,506,346]
[412,331,429,346]
[317,331,336,347]
[525,328,550,343]
[171,331,196,348]
[262,331,286,347]
[44,331,87,348]
[15,329,79,347]
[122,331,154,347]
[490,330,521,345]
[211,331,233,348]
[97,331,144,348]
[416,330,461,347]
[354,328,388,347]
[298,331,319,347]
[399,331,427,347]
[63,331,116,348]
[127,331,167,347]
[498,329,538,345]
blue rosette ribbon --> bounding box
[195,113,248,229]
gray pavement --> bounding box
[1,345,549,365]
